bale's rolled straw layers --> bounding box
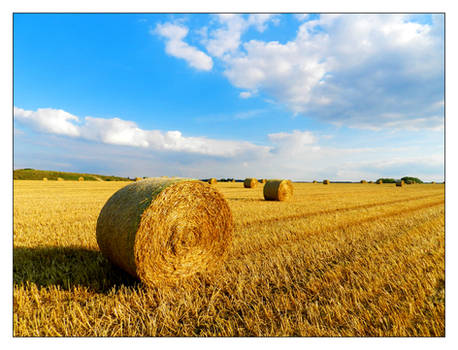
[208,178,217,185]
[78,177,84,181]
[96,178,233,286]
[323,179,330,185]
[244,178,258,188]
[263,179,293,201]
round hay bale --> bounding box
[78,177,84,181]
[263,179,293,201]
[432,181,436,184]
[312,180,317,184]
[42,177,48,181]
[135,177,142,181]
[96,178,233,287]
[323,179,330,185]
[231,179,235,183]
[360,180,367,184]
[377,180,383,184]
[244,178,258,188]
[396,180,405,187]
[208,178,217,185]
[57,177,64,181]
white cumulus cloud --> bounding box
[14,107,270,158]
[155,22,213,71]
[13,107,80,137]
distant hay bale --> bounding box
[208,178,217,185]
[312,180,317,184]
[42,177,48,181]
[231,179,235,183]
[96,178,233,287]
[323,179,330,185]
[361,180,367,184]
[432,181,436,184]
[396,180,405,187]
[377,180,383,184]
[135,177,142,181]
[57,177,64,181]
[78,177,84,181]
[263,179,293,201]
[368,181,373,184]
[244,178,258,188]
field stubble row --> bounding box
[13,181,444,336]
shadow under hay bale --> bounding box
[96,178,233,287]
[263,179,293,201]
[13,246,138,292]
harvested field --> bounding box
[13,180,445,336]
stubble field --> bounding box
[13,180,445,336]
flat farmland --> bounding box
[13,180,445,336]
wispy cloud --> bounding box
[14,107,269,157]
[154,22,213,71]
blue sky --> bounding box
[13,13,444,181]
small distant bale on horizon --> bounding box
[42,177,48,181]
[432,181,436,184]
[78,177,84,181]
[323,179,330,185]
[396,180,405,187]
[312,180,317,184]
[263,179,293,201]
[361,180,367,184]
[135,177,142,181]
[377,179,383,184]
[208,178,217,185]
[57,177,64,181]
[244,178,258,188]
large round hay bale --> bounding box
[396,180,405,187]
[377,179,383,184]
[263,179,293,201]
[78,177,84,181]
[135,177,142,181]
[360,180,367,184]
[96,178,233,287]
[244,178,258,188]
[57,177,64,181]
[208,178,217,185]
[42,177,48,181]
[323,179,330,185]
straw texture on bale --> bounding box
[263,179,293,201]
[42,177,48,181]
[208,178,217,185]
[244,178,258,188]
[78,177,84,181]
[396,180,405,187]
[57,177,64,181]
[323,179,330,185]
[96,178,233,287]
[377,180,383,184]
